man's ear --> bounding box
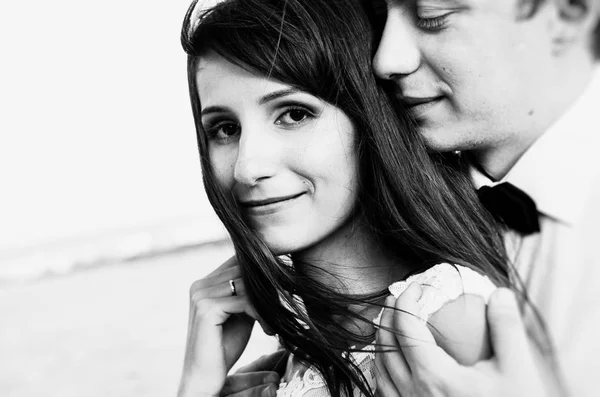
[551,0,600,54]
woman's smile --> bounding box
[240,192,307,216]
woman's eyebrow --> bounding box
[201,88,300,116]
[258,88,299,105]
[201,105,229,117]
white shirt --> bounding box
[472,67,600,396]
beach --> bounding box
[0,241,279,397]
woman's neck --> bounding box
[293,217,407,302]
[292,218,408,341]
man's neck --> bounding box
[474,59,597,181]
[470,137,537,181]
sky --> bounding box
[0,0,221,257]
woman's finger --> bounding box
[190,277,246,301]
[192,266,243,293]
[221,371,280,396]
[377,295,411,388]
[190,277,275,334]
[206,255,239,278]
[192,296,257,325]
[186,297,256,378]
[236,350,289,375]
[224,383,278,397]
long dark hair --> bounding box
[181,0,518,395]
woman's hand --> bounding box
[221,350,287,397]
[178,256,260,397]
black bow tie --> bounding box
[477,182,540,235]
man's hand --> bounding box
[221,350,287,397]
[375,286,561,397]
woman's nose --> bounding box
[233,128,277,186]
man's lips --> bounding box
[402,95,444,107]
[240,192,306,208]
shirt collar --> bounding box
[473,66,600,225]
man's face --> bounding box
[373,0,559,155]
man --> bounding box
[372,0,600,396]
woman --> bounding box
[177,0,531,396]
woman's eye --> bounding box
[206,122,240,141]
[275,108,312,126]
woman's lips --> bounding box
[241,192,307,215]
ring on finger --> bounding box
[229,279,237,296]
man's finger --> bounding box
[235,350,289,374]
[221,372,280,396]
[486,288,533,370]
[374,344,403,397]
[377,296,411,387]
[392,282,447,371]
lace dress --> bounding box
[276,263,497,397]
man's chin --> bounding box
[418,125,467,153]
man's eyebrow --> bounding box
[201,105,229,117]
[258,88,299,105]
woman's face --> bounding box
[196,52,359,254]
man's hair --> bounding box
[525,0,600,58]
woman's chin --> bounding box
[263,239,300,256]
[257,230,309,256]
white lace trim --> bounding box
[277,365,325,397]
[386,263,496,321]
[277,347,376,397]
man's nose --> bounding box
[233,127,277,186]
[373,10,422,80]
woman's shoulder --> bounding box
[388,263,495,364]
[387,263,496,321]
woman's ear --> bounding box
[550,0,600,55]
